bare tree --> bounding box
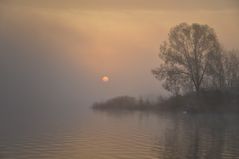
[223,50,239,88]
[152,23,222,94]
[205,47,225,89]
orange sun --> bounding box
[101,76,110,82]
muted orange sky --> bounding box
[1,0,239,10]
[1,0,239,100]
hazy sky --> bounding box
[1,0,239,106]
[1,0,239,10]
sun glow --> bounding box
[101,76,110,82]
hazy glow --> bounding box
[1,0,239,100]
[101,76,110,82]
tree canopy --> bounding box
[152,23,224,94]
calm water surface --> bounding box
[0,109,239,159]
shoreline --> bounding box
[92,89,239,114]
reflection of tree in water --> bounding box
[152,114,239,159]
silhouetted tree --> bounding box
[222,49,239,87]
[152,23,222,94]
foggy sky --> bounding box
[1,0,239,10]
[1,0,239,110]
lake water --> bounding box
[1,109,239,159]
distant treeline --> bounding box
[92,96,153,111]
[92,88,239,113]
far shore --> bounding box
[92,88,239,114]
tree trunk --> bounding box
[195,83,200,93]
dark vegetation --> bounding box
[92,23,239,113]
[92,96,153,111]
[92,88,239,113]
[157,88,239,113]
